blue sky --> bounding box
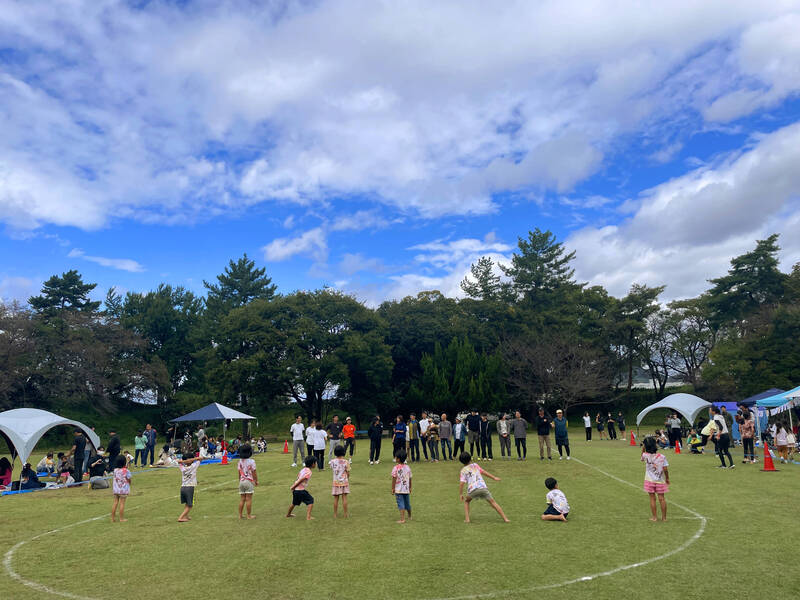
[2,1,800,306]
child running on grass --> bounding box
[111,455,131,523]
[237,443,258,519]
[329,444,351,518]
[541,477,570,522]
[287,456,316,520]
[390,449,412,523]
[458,452,509,523]
[177,454,202,523]
[641,436,670,522]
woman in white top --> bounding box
[312,423,327,470]
[583,412,592,441]
[306,420,317,458]
[775,422,790,463]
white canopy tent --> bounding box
[636,393,712,427]
[0,408,101,465]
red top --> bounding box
[343,424,356,439]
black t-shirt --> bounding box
[88,455,107,477]
[107,435,120,457]
[326,422,343,440]
[466,414,481,432]
[535,415,552,436]
[73,435,86,456]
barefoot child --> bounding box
[177,455,202,522]
[641,436,670,521]
[390,449,412,523]
[458,452,509,523]
[111,455,131,523]
[541,477,570,521]
[329,445,350,518]
[237,443,258,519]
[287,456,316,520]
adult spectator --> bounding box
[710,406,734,468]
[617,411,626,440]
[165,424,177,445]
[720,406,734,443]
[391,415,406,457]
[342,417,356,461]
[466,410,481,456]
[368,415,383,465]
[67,429,87,482]
[20,463,45,490]
[511,411,528,460]
[439,413,453,461]
[606,412,617,440]
[195,424,206,446]
[87,447,108,477]
[0,457,13,489]
[107,429,121,472]
[290,415,306,467]
[326,415,343,459]
[554,409,570,460]
[479,414,493,460]
[144,424,157,466]
[775,421,790,464]
[419,412,431,461]
[134,431,147,467]
[665,413,681,448]
[84,427,94,479]
[535,408,553,460]
[583,412,592,441]
[453,416,466,457]
[407,413,421,462]
[738,409,756,464]
[596,412,606,440]
[496,413,511,458]
[427,418,440,461]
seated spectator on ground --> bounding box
[157,444,178,466]
[687,429,704,454]
[199,441,211,459]
[124,450,135,466]
[87,448,108,478]
[20,463,46,490]
[56,453,73,482]
[656,430,670,449]
[36,452,56,476]
[231,436,242,452]
[207,439,217,454]
[0,457,13,490]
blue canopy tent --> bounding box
[170,402,256,443]
[740,388,785,406]
[756,386,800,433]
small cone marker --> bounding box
[761,444,778,472]
[629,431,636,446]
[283,440,289,454]
[675,440,681,454]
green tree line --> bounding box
[2,231,798,422]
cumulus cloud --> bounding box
[567,121,800,299]
[68,248,145,273]
[262,227,328,262]
[2,1,799,231]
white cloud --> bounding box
[330,211,394,232]
[567,121,800,299]
[0,276,37,303]
[67,248,145,273]
[2,1,799,230]
[410,235,513,268]
[262,227,328,262]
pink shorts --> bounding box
[332,484,350,496]
[643,481,669,494]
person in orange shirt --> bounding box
[342,417,356,463]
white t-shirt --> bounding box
[713,415,729,435]
[546,489,570,514]
[290,423,305,441]
[313,429,327,451]
[306,427,317,445]
[776,428,788,445]
[582,416,591,427]
[419,418,430,435]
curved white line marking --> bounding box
[429,457,707,600]
[3,480,230,600]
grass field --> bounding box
[1,438,796,600]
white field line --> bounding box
[3,479,231,600]
[429,457,708,600]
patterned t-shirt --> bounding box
[546,489,570,514]
[391,463,412,494]
[641,452,669,483]
[112,467,131,495]
[329,458,350,486]
[238,458,256,482]
[459,463,487,493]
[179,460,200,487]
[294,467,312,491]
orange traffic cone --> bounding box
[675,440,681,454]
[283,440,289,454]
[761,444,778,472]
[629,431,636,446]
[221,451,228,465]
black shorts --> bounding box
[180,486,195,506]
[543,504,567,517]
[292,489,314,506]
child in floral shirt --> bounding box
[329,445,351,518]
[391,450,412,523]
[641,436,670,521]
[111,455,131,523]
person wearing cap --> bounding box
[342,416,356,461]
[553,410,570,460]
[107,429,121,473]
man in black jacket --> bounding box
[106,429,121,470]
[368,416,383,464]
[535,408,553,460]
[466,410,481,456]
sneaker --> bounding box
[369,461,373,465]
[540,457,544,461]
[291,463,297,467]
[559,456,563,460]
[716,465,727,468]
[728,464,735,469]
[348,459,352,464]
[548,457,552,460]
[566,456,571,460]
[375,460,380,464]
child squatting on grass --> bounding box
[177,454,202,522]
[329,444,351,518]
[237,443,258,519]
[458,452,509,523]
[287,456,317,520]
[391,449,412,523]
[641,436,670,522]
[111,455,131,523]
[541,477,570,521]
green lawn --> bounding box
[1,438,795,600]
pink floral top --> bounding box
[294,467,312,491]
[238,458,256,482]
[391,464,412,494]
[641,452,669,483]
[112,467,131,495]
[329,458,350,487]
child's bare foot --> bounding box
[247,515,256,519]
[649,517,658,522]
[286,514,296,518]
[504,518,511,522]
[119,518,128,522]
[558,515,566,522]
[306,516,315,520]
[178,518,189,522]
[464,520,471,524]
[661,517,667,522]
[397,520,406,524]
[111,518,116,523]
